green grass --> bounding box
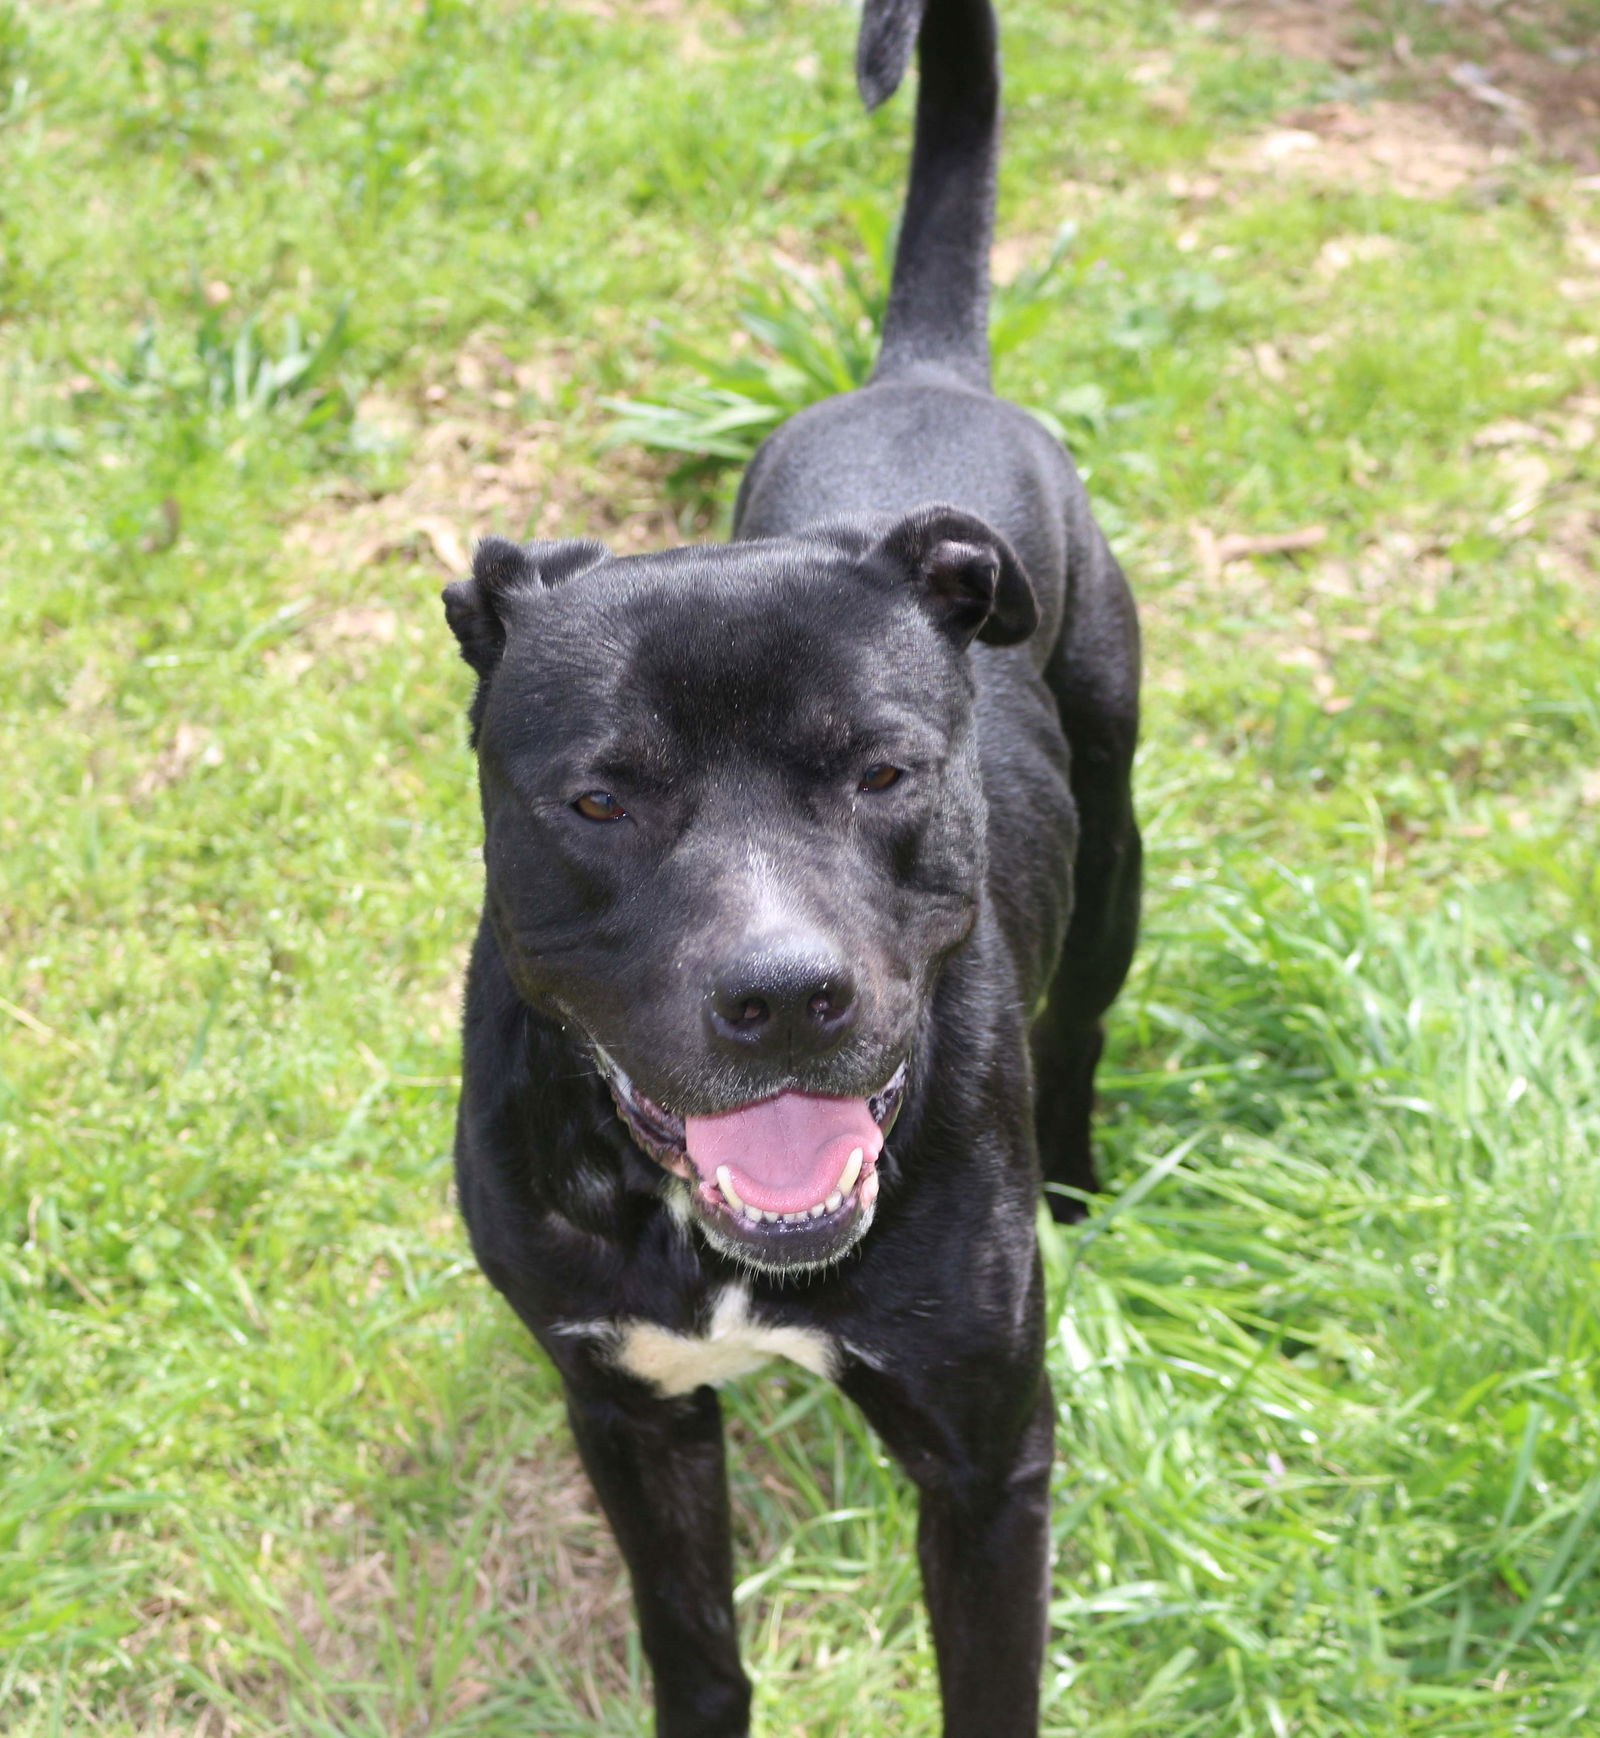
[2,0,1598,1732]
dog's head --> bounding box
[444,507,1036,1271]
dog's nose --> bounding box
[707,939,857,1058]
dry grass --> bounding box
[287,332,710,603]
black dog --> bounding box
[442,2,1140,1732]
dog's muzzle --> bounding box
[595,1049,907,1273]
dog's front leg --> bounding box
[565,1376,751,1738]
[843,1362,1055,1738]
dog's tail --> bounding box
[857,0,1000,390]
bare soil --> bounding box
[1201,0,1600,170]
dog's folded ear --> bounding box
[442,536,610,679]
[443,537,609,743]
[873,505,1039,649]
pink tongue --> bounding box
[684,1092,884,1216]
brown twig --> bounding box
[1191,522,1328,582]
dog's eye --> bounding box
[859,763,903,793]
[573,791,627,822]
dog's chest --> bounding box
[565,1284,837,1397]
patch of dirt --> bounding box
[1199,0,1365,66]
[991,232,1061,284]
[1143,521,1465,723]
[117,1440,634,1733]
[278,1449,634,1720]
[1201,0,1600,170]
[567,0,697,18]
[1145,374,1599,717]
[313,604,400,646]
[261,602,406,682]
[1217,99,1501,196]
[286,330,703,597]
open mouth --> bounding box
[596,1052,907,1271]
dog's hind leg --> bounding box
[1033,527,1143,1221]
[564,1378,750,1738]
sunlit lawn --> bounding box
[2,0,1598,1731]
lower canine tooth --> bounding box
[824,1190,843,1214]
[838,1148,863,1196]
[716,1166,746,1213]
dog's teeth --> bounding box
[810,1202,826,1218]
[862,1170,880,1207]
[743,1203,762,1223]
[838,1148,863,1195]
[825,1189,843,1214]
[782,1210,801,1223]
[716,1165,746,1213]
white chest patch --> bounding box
[571,1285,838,1397]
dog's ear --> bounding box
[873,505,1038,649]
[442,536,609,743]
[442,536,610,679]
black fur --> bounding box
[856,0,926,110]
[441,2,1141,1733]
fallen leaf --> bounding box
[412,516,471,575]
[1315,234,1400,276]
[1472,419,1552,450]
[1252,341,1288,384]
[140,497,181,554]
[1259,128,1321,161]
[1493,453,1552,531]
[264,646,316,682]
[133,723,220,799]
